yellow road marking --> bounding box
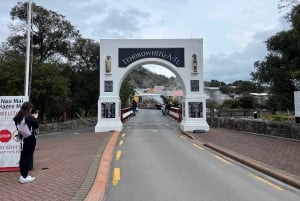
[213,154,232,165]
[180,135,187,140]
[193,143,204,150]
[112,168,121,186]
[249,174,284,191]
[115,150,122,160]
[118,139,124,146]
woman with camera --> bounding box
[13,102,39,184]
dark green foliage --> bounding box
[239,95,258,109]
[119,66,175,108]
[120,77,135,108]
[128,66,173,89]
[220,95,257,109]
[9,2,80,63]
[221,99,241,109]
[30,63,70,122]
[0,50,25,95]
[251,4,300,111]
[208,80,226,87]
[67,69,99,118]
[219,80,264,95]
[0,2,98,122]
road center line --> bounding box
[115,150,122,160]
[112,168,121,186]
[213,154,232,165]
[118,139,124,147]
[193,143,204,150]
[249,173,284,191]
[180,135,187,140]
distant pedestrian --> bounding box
[13,102,39,184]
[132,100,138,115]
[161,104,166,115]
[165,102,171,115]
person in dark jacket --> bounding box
[132,100,138,115]
[165,102,171,115]
[13,102,39,184]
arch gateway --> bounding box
[95,39,209,132]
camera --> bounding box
[33,109,39,114]
[31,109,39,119]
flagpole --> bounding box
[25,0,32,96]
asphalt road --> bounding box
[104,109,300,201]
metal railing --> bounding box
[120,107,135,122]
[168,107,182,122]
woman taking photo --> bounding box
[13,102,39,184]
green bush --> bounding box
[262,115,289,122]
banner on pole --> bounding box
[0,96,28,172]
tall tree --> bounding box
[0,49,25,95]
[251,4,300,111]
[278,0,299,10]
[70,38,100,71]
[30,63,70,122]
[9,2,80,63]
[2,2,100,121]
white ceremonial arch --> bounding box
[95,39,209,132]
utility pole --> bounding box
[24,0,32,96]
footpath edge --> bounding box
[84,131,119,201]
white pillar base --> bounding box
[95,96,122,133]
[180,119,209,132]
[95,119,123,132]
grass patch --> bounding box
[262,114,290,122]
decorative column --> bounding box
[180,95,209,132]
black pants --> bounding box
[19,135,36,178]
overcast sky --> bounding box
[0,0,292,83]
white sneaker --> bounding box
[27,175,35,179]
[19,175,35,184]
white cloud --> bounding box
[100,8,149,38]
[144,64,175,78]
[0,0,293,83]
[204,30,275,83]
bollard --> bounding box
[253,111,258,119]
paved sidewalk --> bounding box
[186,128,300,189]
[0,130,112,201]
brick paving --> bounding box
[190,128,300,179]
[0,131,111,201]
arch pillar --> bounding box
[180,95,209,132]
[95,96,123,132]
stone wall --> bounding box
[39,117,97,133]
[207,117,300,140]
[38,116,300,140]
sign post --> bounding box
[0,96,28,171]
[295,91,300,123]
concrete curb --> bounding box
[71,132,112,201]
[183,132,300,189]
